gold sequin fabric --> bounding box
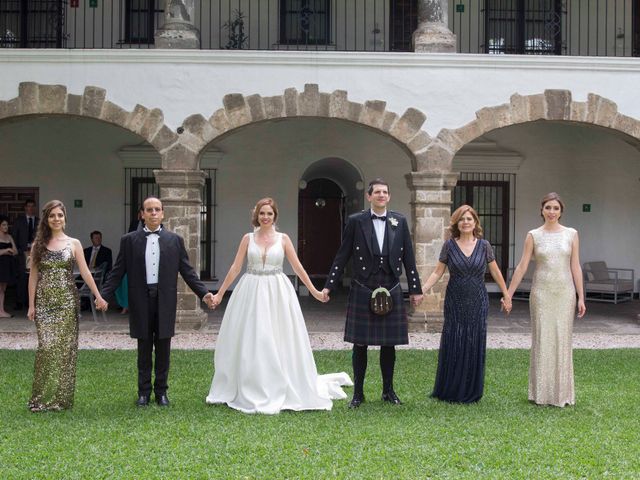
[28,245,80,412]
[529,227,577,407]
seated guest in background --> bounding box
[83,231,113,273]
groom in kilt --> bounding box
[323,178,423,408]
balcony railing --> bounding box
[0,0,418,51]
[450,0,639,57]
[1,0,638,56]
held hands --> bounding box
[410,294,424,307]
[311,288,329,303]
[500,296,512,315]
[94,297,108,312]
[205,292,221,310]
[321,288,330,303]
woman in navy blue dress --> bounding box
[422,205,511,403]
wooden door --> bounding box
[298,179,343,282]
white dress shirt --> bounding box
[370,209,387,252]
[144,227,161,285]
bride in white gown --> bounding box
[206,198,352,414]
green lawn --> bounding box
[1,349,638,479]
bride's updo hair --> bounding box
[540,192,564,219]
[251,197,279,227]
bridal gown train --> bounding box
[206,232,352,414]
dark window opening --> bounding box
[0,0,66,48]
[483,0,563,55]
[452,175,513,279]
[124,0,162,44]
[279,0,330,45]
[389,0,417,51]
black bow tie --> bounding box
[144,230,160,237]
[371,215,386,221]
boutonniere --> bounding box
[388,217,398,228]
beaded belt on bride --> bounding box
[246,267,283,276]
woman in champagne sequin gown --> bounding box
[27,200,107,412]
[508,193,586,407]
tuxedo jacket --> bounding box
[83,245,113,273]
[12,214,39,253]
[323,210,422,295]
[102,228,209,339]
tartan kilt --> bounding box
[344,270,408,346]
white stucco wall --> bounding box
[2,51,640,136]
[482,122,640,288]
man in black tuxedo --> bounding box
[102,196,215,407]
[323,179,423,408]
[83,231,113,273]
[12,199,38,309]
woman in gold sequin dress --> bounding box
[508,193,586,407]
[27,200,108,412]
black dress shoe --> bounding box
[348,394,365,409]
[156,394,170,407]
[136,395,150,407]
[381,390,402,405]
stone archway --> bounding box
[416,90,640,331]
[172,83,433,329]
[0,81,210,327]
[0,82,180,151]
[174,83,432,169]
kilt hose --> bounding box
[345,269,408,346]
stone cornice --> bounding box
[118,145,160,167]
[453,155,523,173]
[118,144,222,168]
[3,49,640,72]
[453,138,523,172]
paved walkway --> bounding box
[1,294,639,350]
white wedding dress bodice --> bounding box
[206,233,352,414]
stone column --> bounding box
[412,0,456,53]
[154,169,208,330]
[155,0,200,49]
[405,171,459,332]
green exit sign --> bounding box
[456,4,465,13]
[89,0,98,7]
[74,199,83,208]
[582,204,591,212]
